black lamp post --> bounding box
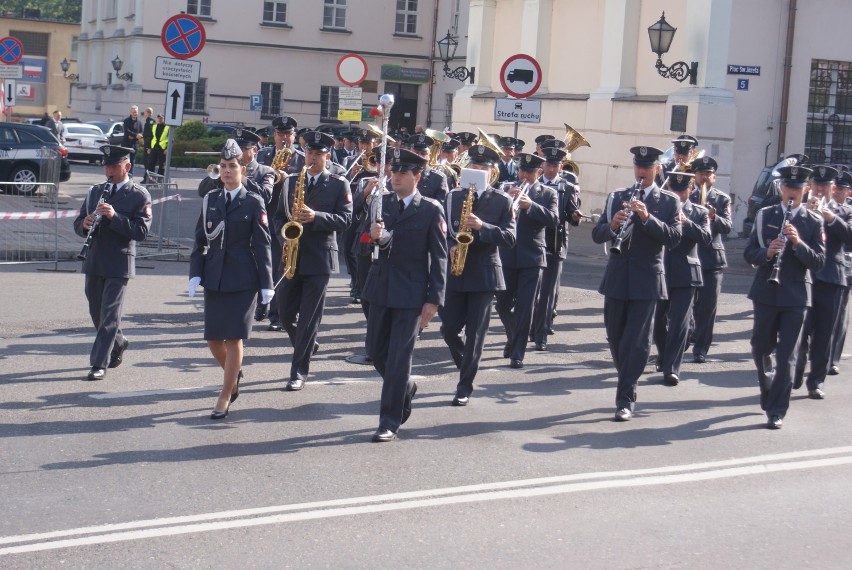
[437,30,475,84]
[59,58,79,82]
[647,12,698,85]
[111,56,133,82]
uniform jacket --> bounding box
[814,203,852,286]
[688,185,732,270]
[333,147,352,166]
[744,204,826,307]
[273,169,353,276]
[245,159,275,205]
[257,146,305,176]
[445,186,516,292]
[417,168,450,204]
[499,181,559,269]
[540,176,581,259]
[362,192,448,309]
[497,159,517,183]
[591,184,682,300]
[664,200,712,288]
[73,180,152,279]
[190,187,273,292]
[142,116,155,149]
[351,176,393,257]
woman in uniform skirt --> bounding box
[189,139,274,419]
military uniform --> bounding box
[73,146,153,379]
[363,149,447,440]
[653,174,712,383]
[273,132,353,389]
[591,146,682,419]
[744,166,825,428]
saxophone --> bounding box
[450,186,476,276]
[280,165,307,279]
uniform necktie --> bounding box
[308,177,316,193]
[226,193,232,209]
[398,199,405,214]
[107,184,115,197]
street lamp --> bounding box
[59,58,78,82]
[647,12,698,85]
[437,30,475,84]
[111,56,133,82]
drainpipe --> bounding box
[777,0,797,158]
[425,0,440,128]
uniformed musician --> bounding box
[744,165,825,429]
[591,146,682,422]
[73,145,153,381]
[660,135,698,185]
[830,171,852,375]
[406,133,450,202]
[497,137,519,183]
[495,153,558,368]
[534,134,555,157]
[439,145,516,406]
[273,131,353,391]
[793,166,852,399]
[188,139,274,419]
[455,132,478,155]
[439,138,461,189]
[235,129,275,206]
[687,156,733,363]
[652,172,711,386]
[363,148,448,442]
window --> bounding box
[806,59,852,164]
[320,86,340,122]
[184,78,207,113]
[71,36,79,61]
[395,0,418,34]
[9,30,48,57]
[104,0,117,19]
[261,82,282,119]
[451,0,461,35]
[263,1,287,24]
[323,0,346,29]
[187,0,211,17]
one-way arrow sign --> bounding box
[164,81,185,127]
[3,79,15,107]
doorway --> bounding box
[384,82,419,134]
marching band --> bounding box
[75,110,852,439]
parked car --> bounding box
[87,121,125,146]
[62,123,109,163]
[207,124,240,137]
[0,122,71,195]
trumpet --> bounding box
[768,199,795,284]
[77,178,112,261]
[610,178,644,254]
[206,164,220,180]
[504,181,532,214]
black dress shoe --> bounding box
[230,369,243,403]
[313,341,320,355]
[614,408,633,422]
[663,373,680,386]
[108,339,129,369]
[401,382,417,425]
[86,367,106,381]
[655,362,662,373]
[371,428,397,443]
[285,377,305,391]
[808,387,825,400]
[267,321,283,332]
[793,374,804,390]
[210,402,230,420]
[510,359,524,369]
[767,415,783,429]
[693,352,706,364]
[452,394,469,406]
[546,327,555,335]
[535,341,548,352]
[503,343,511,358]
[828,365,840,376]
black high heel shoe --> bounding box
[210,400,230,420]
[230,369,243,403]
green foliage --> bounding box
[2,0,82,23]
[175,120,208,141]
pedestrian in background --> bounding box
[122,105,144,176]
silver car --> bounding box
[62,123,109,163]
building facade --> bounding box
[72,0,469,133]
[452,0,852,231]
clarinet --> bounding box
[767,199,795,284]
[77,178,112,261]
[610,177,644,254]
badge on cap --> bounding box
[819,166,827,177]
[104,147,111,157]
[791,166,799,176]
[393,148,401,159]
[524,155,532,164]
[314,132,321,143]
[477,147,485,155]
[639,147,648,157]
[235,129,242,138]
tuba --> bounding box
[450,185,477,276]
[475,128,504,186]
[562,123,591,176]
[270,147,294,185]
[280,165,307,279]
[424,128,458,181]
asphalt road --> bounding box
[0,163,850,568]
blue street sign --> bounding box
[161,15,206,59]
[737,79,749,91]
[0,37,23,65]
[250,94,263,111]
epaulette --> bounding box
[660,188,680,201]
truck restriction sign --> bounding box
[499,54,542,99]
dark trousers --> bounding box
[796,280,845,389]
[356,253,373,319]
[604,297,656,410]
[278,273,330,380]
[495,266,542,361]
[692,269,723,356]
[84,275,128,368]
[367,304,420,432]
[340,224,359,292]
[149,146,166,175]
[653,287,696,375]
[751,302,806,418]
[831,285,850,367]
[532,255,562,343]
[439,290,495,398]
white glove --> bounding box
[261,289,275,305]
[188,276,201,297]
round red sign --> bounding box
[499,54,543,99]
[161,14,206,60]
[336,53,368,86]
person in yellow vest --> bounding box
[148,114,170,180]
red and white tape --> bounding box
[0,194,182,221]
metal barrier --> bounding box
[137,181,186,260]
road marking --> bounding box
[2,446,851,555]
